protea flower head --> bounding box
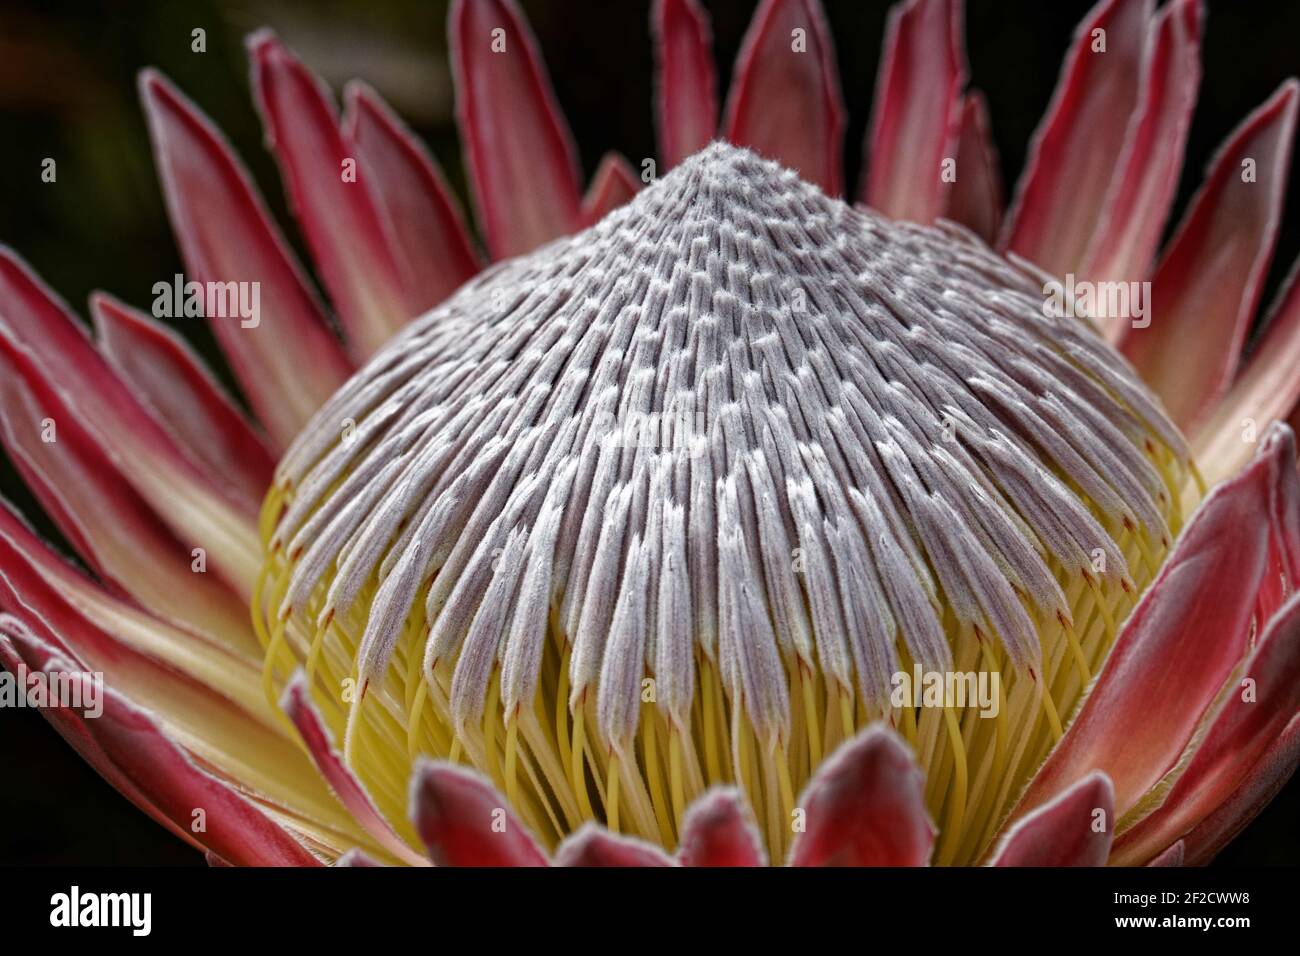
[1,0,1298,869]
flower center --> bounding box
[254,143,1198,864]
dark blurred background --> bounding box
[0,0,1296,865]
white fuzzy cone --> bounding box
[267,142,1186,766]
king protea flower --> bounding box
[1,0,1297,869]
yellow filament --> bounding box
[504,713,521,810]
[838,688,855,743]
[1037,675,1065,742]
[406,681,428,758]
[258,483,286,543]
[606,753,621,834]
[935,706,968,867]
[700,663,721,782]
[1085,574,1118,645]
[555,646,572,772]
[306,615,332,686]
[570,698,594,820]
[641,715,676,847]
[774,741,796,861]
[250,563,274,653]
[799,660,823,769]
[900,695,918,747]
[1132,527,1159,578]
[479,687,503,788]
[669,729,687,830]
[1059,613,1092,686]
